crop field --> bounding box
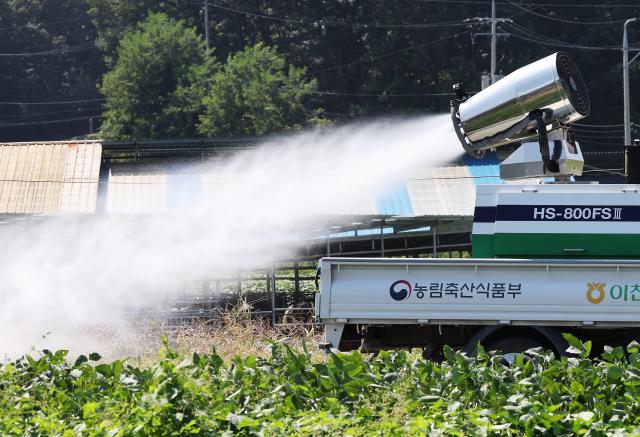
[2,333,640,436]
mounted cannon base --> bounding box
[500,130,584,180]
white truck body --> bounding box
[316,257,640,349]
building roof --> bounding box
[0,141,101,214]
[0,141,515,219]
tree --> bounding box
[0,0,104,142]
[197,43,323,137]
[100,13,213,140]
[85,0,201,66]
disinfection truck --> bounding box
[314,52,640,359]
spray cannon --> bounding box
[451,52,590,179]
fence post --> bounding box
[294,261,300,303]
[270,263,277,326]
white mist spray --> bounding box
[0,114,462,356]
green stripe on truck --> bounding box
[472,233,640,258]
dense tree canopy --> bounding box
[100,13,212,140]
[0,0,639,152]
[0,0,103,140]
[197,43,323,137]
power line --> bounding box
[0,106,103,120]
[579,141,626,146]
[575,137,625,141]
[415,0,640,8]
[581,167,625,176]
[514,20,640,49]
[314,91,456,97]
[571,122,625,128]
[504,0,629,25]
[574,131,625,135]
[504,21,624,50]
[310,31,469,74]
[0,115,102,127]
[0,98,105,106]
[571,128,624,133]
[507,30,624,50]
[0,41,96,57]
[575,136,625,140]
[0,16,91,32]
[207,2,471,28]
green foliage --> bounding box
[3,1,640,144]
[0,0,104,140]
[4,338,640,435]
[85,0,201,66]
[100,13,214,140]
[197,43,324,138]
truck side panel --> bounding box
[318,258,640,326]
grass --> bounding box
[87,303,322,364]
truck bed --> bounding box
[316,257,640,327]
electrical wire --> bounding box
[581,167,625,176]
[310,31,469,74]
[0,115,102,127]
[578,141,625,146]
[571,123,625,128]
[575,137,625,141]
[571,129,624,134]
[414,0,640,8]
[504,0,630,25]
[575,132,625,136]
[505,29,615,50]
[506,27,622,50]
[504,21,623,50]
[313,91,457,97]
[0,98,105,106]
[0,106,103,120]
[571,127,625,133]
[0,16,91,32]
[0,41,96,57]
[572,128,625,133]
[207,2,471,29]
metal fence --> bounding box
[164,261,319,326]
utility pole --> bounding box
[623,18,639,146]
[491,0,497,84]
[204,0,210,52]
[466,2,510,88]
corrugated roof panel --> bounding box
[60,142,101,213]
[463,152,504,185]
[0,141,101,214]
[406,166,475,216]
[375,181,414,216]
[107,163,168,214]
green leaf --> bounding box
[607,365,624,381]
[74,355,89,366]
[89,352,102,361]
[95,364,112,377]
[112,360,123,380]
[563,333,591,358]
